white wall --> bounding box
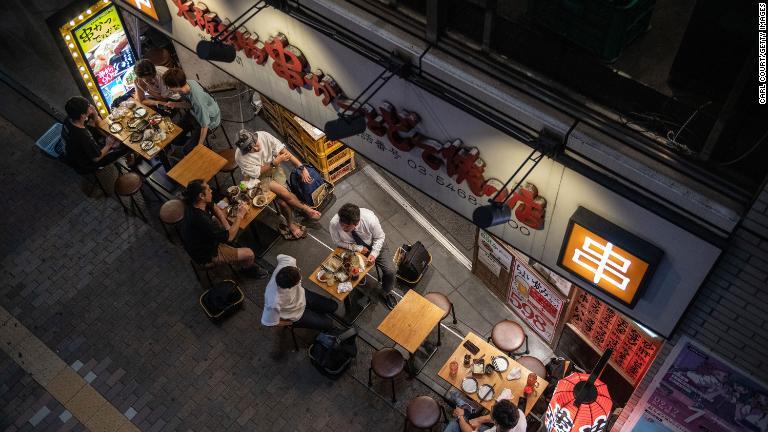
[159,0,721,337]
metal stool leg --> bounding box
[130,196,148,222]
[368,368,373,387]
[450,304,457,324]
[160,221,171,239]
[437,321,442,346]
[213,175,221,191]
[92,173,108,196]
[289,325,298,351]
[390,378,396,403]
[221,125,233,148]
[115,193,128,213]
[229,171,236,186]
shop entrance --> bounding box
[472,229,665,409]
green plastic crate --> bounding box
[529,0,655,63]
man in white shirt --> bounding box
[445,400,526,432]
[235,130,321,239]
[329,203,397,309]
[261,254,337,331]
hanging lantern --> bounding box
[544,349,613,432]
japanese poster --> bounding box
[477,230,513,277]
[507,257,565,344]
[569,290,661,384]
[73,5,135,107]
[625,337,768,432]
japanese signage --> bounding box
[625,337,768,432]
[72,4,135,108]
[477,230,513,277]
[507,256,565,344]
[120,0,171,23]
[170,1,548,235]
[570,290,661,384]
[559,207,663,307]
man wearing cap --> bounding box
[234,130,321,239]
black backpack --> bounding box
[203,280,240,313]
[397,241,430,282]
[308,327,358,378]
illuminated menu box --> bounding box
[558,207,663,308]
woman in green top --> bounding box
[162,68,221,150]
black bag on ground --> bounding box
[397,241,430,282]
[203,280,240,314]
[308,327,357,378]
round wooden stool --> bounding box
[404,395,442,431]
[114,172,146,222]
[489,320,529,356]
[424,292,456,346]
[517,355,547,378]
[214,148,238,190]
[368,347,405,402]
[159,199,185,241]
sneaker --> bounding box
[357,276,367,287]
[384,293,398,310]
[241,265,268,279]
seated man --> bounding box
[446,399,526,432]
[180,179,266,277]
[63,96,129,174]
[261,254,338,331]
[132,59,172,110]
[234,130,321,239]
[329,203,397,309]
[162,68,220,151]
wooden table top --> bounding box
[96,103,181,160]
[167,145,227,186]
[308,247,374,301]
[377,290,445,353]
[238,191,276,230]
[436,332,548,415]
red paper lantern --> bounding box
[543,372,613,432]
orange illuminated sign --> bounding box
[558,207,663,308]
[120,0,170,23]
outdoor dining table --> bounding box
[166,144,227,186]
[96,102,181,170]
[377,289,445,375]
[437,332,548,415]
[308,247,375,325]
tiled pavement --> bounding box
[1,88,552,430]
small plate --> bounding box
[133,107,147,118]
[252,194,267,207]
[461,377,478,394]
[478,384,495,401]
[130,132,143,143]
[140,140,154,151]
[108,122,123,133]
[316,270,328,282]
[491,356,509,372]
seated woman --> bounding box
[132,59,173,111]
[234,129,321,239]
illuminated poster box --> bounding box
[59,1,136,113]
[558,207,663,308]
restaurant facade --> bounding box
[26,0,768,430]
